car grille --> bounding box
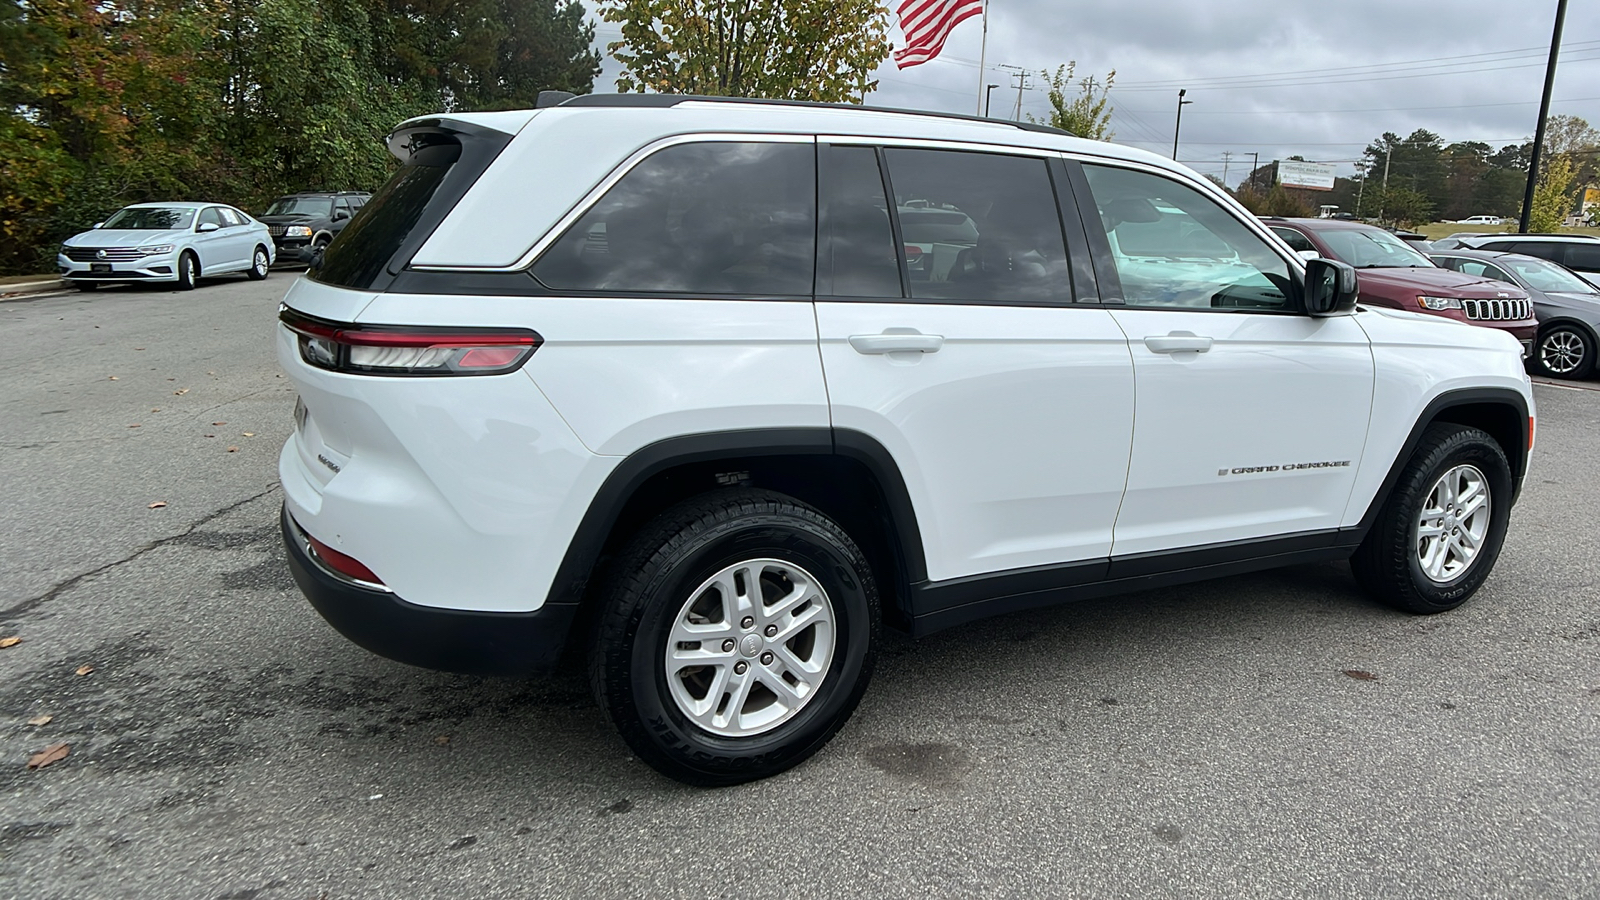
[1462,298,1532,321]
[64,247,145,262]
[267,225,287,237]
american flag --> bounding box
[893,0,984,69]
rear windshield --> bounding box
[314,142,459,289]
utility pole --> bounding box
[1250,151,1259,191]
[997,65,1030,122]
[1221,151,1233,187]
[985,83,999,117]
[1354,161,1370,217]
[1520,0,1568,233]
[1377,139,1393,222]
[1172,89,1192,160]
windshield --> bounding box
[102,207,196,230]
[1504,255,1597,294]
[264,197,334,217]
[1316,228,1435,268]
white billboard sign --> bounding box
[1278,160,1337,191]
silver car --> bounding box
[58,202,275,291]
[1431,248,1600,379]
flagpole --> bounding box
[974,0,989,115]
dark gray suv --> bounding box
[259,191,370,262]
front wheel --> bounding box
[1351,423,1514,613]
[246,245,270,280]
[1533,324,1595,380]
[590,489,879,786]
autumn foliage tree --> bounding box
[600,0,891,102]
[1031,62,1114,139]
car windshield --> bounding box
[1503,256,1597,294]
[102,207,196,230]
[264,197,334,217]
[1315,228,1435,268]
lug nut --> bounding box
[764,624,778,638]
[734,661,748,675]
[760,651,774,665]
[722,639,736,652]
[741,616,755,629]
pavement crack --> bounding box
[1,483,282,621]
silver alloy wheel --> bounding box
[1539,329,1586,375]
[664,558,836,738]
[253,248,269,275]
[1415,464,1491,583]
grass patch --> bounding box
[0,274,60,286]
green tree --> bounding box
[599,0,892,102]
[1029,62,1114,139]
[1528,153,1577,232]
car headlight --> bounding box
[140,245,175,255]
[1417,296,1463,310]
[285,226,313,238]
[59,245,72,257]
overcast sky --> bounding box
[583,1,1599,188]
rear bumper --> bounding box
[281,505,576,676]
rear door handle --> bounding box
[849,332,945,354]
[1143,332,1213,354]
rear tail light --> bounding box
[305,532,386,586]
[904,245,924,259]
[280,307,541,376]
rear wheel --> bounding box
[1533,324,1595,379]
[176,252,198,291]
[590,489,879,786]
[246,245,270,280]
[1351,423,1513,613]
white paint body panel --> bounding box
[1106,310,1375,555]
[817,302,1135,580]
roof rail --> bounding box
[557,92,1076,138]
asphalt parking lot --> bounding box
[2,278,1597,899]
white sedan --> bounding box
[58,202,275,291]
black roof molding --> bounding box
[558,92,1076,138]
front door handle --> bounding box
[849,332,945,354]
[1143,332,1213,354]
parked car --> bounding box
[279,96,1533,786]
[1455,215,1504,225]
[1431,248,1600,379]
[1443,234,1600,290]
[259,192,370,263]
[1264,217,1536,356]
[58,202,274,290]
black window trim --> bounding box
[1070,157,1311,317]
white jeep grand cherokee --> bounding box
[277,94,1534,785]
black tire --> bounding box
[1532,324,1596,380]
[590,489,879,786]
[74,280,98,292]
[246,245,270,280]
[176,251,198,291]
[1351,423,1514,613]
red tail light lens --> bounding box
[305,533,384,586]
[903,245,924,258]
[280,307,541,376]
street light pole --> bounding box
[1172,89,1192,161]
[1520,0,1568,233]
[985,83,999,117]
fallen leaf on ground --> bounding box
[212,421,226,426]
[147,501,167,509]
[26,715,52,727]
[0,636,20,648]
[151,408,160,412]
[1342,669,1378,681]
[435,735,450,745]
[75,665,93,676]
[128,424,140,428]
[226,446,238,453]
[27,743,69,769]
[135,347,145,351]
[174,388,188,395]
[242,432,255,437]
[204,434,214,438]
[108,376,118,381]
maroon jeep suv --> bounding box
[1266,218,1536,356]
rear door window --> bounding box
[1564,243,1600,271]
[881,148,1071,303]
[533,141,816,296]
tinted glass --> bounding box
[1270,226,1316,253]
[883,148,1069,303]
[1082,165,1293,310]
[265,197,334,217]
[818,146,900,297]
[1313,228,1433,268]
[315,143,457,290]
[1564,243,1600,271]
[197,208,225,228]
[103,207,196,230]
[1442,258,1513,283]
[1496,241,1559,262]
[1502,255,1595,293]
[534,142,815,295]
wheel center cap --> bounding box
[738,633,763,658]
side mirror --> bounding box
[92,222,104,229]
[333,210,350,222]
[197,222,220,233]
[1304,257,1359,316]
[1296,249,1320,261]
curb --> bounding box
[0,278,67,301]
